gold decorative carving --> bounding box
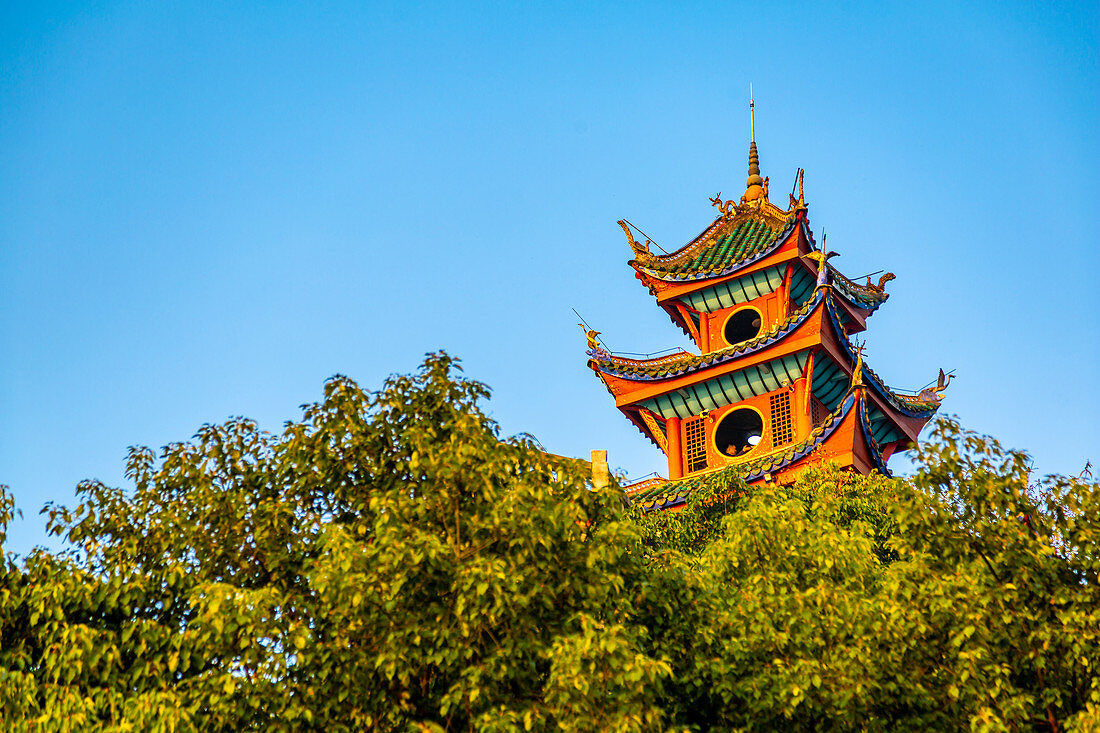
[864,272,896,293]
[850,340,866,389]
[789,168,807,210]
[618,220,656,263]
[579,323,606,353]
[674,303,701,343]
[801,249,841,290]
[708,193,790,231]
[709,192,736,218]
[580,325,607,352]
[917,369,953,403]
[639,409,668,452]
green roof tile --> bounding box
[635,212,797,281]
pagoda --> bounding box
[585,102,951,511]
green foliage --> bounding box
[896,422,1100,730]
[630,464,900,561]
[1,354,664,730]
[0,355,1097,731]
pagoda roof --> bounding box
[591,285,823,381]
[593,283,900,389]
[588,286,942,449]
[630,204,890,337]
[628,387,885,511]
[631,203,801,283]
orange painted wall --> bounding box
[703,288,789,353]
[677,384,806,478]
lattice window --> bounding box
[770,391,793,446]
[684,416,708,473]
[810,396,826,427]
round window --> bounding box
[714,408,764,457]
[724,308,763,345]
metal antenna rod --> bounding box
[914,368,956,392]
[571,308,611,352]
[571,307,591,331]
[749,83,755,141]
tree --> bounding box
[894,421,1100,730]
[0,353,1097,731]
[1,354,667,731]
[625,424,1099,731]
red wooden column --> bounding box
[699,313,710,353]
[793,350,816,440]
[779,263,793,320]
[666,416,683,479]
[792,379,811,441]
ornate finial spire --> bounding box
[742,86,767,203]
[750,83,756,143]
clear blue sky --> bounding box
[2,2,1097,553]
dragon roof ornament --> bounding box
[617,220,657,265]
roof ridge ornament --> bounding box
[579,323,608,355]
[789,168,807,211]
[864,272,896,293]
[801,249,840,290]
[917,369,954,403]
[617,220,656,263]
[708,191,736,218]
[850,340,867,389]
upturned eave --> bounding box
[589,292,832,408]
